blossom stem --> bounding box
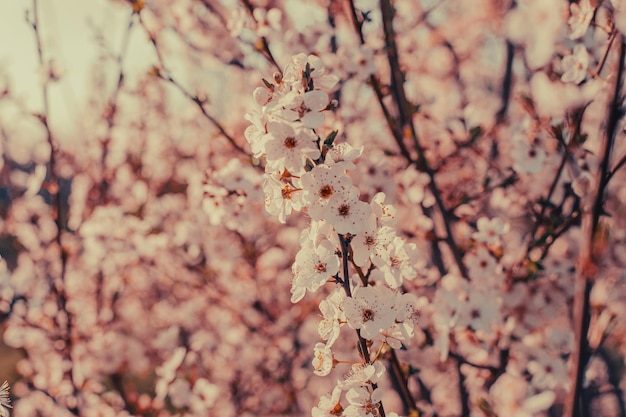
[339,234,386,417]
[387,350,418,414]
[594,29,617,78]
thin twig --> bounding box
[29,1,78,414]
[135,15,250,157]
[99,11,135,203]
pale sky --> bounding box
[0,0,153,137]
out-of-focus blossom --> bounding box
[472,217,509,244]
[510,135,547,174]
[489,373,556,417]
[568,0,595,39]
[561,44,589,84]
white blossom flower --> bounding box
[342,286,396,339]
[289,90,330,129]
[189,378,219,413]
[318,289,346,347]
[377,237,419,289]
[370,192,397,225]
[350,216,394,267]
[344,386,383,417]
[265,121,320,174]
[263,174,303,223]
[568,0,594,40]
[472,216,509,244]
[202,184,229,226]
[291,239,340,302]
[377,292,418,347]
[312,386,344,417]
[0,381,12,417]
[312,342,335,376]
[462,290,501,333]
[243,109,269,158]
[527,351,568,390]
[398,168,430,205]
[283,53,339,90]
[339,362,386,389]
[490,373,556,417]
[325,142,364,171]
[339,45,376,80]
[252,7,282,37]
[511,136,547,174]
[464,246,498,284]
[561,44,589,84]
[326,187,371,235]
[155,347,187,400]
[301,164,352,221]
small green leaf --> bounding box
[324,130,338,148]
[469,126,482,143]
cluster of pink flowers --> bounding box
[2,0,626,416]
[245,53,420,416]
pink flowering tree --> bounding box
[1,0,626,417]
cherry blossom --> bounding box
[4,2,626,417]
[291,239,340,302]
[317,289,346,348]
[342,286,397,339]
[301,164,353,221]
[312,386,344,417]
[472,217,509,244]
[376,237,419,289]
[326,187,372,235]
[265,121,320,174]
[568,0,595,40]
[350,217,394,268]
[561,44,590,84]
[344,386,383,417]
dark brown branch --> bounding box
[339,235,386,417]
[565,36,626,417]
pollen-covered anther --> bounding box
[284,136,297,148]
[362,308,375,322]
[319,185,334,198]
[331,403,344,416]
[281,185,296,200]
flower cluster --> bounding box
[245,53,420,416]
